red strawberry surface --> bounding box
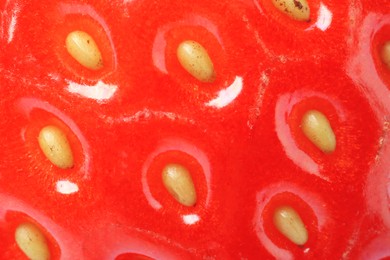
[1,0,390,259]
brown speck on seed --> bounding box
[293,0,303,9]
[272,0,310,21]
[176,40,215,82]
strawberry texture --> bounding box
[1,0,390,259]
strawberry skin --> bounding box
[1,0,390,259]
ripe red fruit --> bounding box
[1,0,390,259]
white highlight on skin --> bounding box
[306,3,333,32]
[7,4,19,44]
[315,4,333,31]
[253,182,329,260]
[141,138,211,210]
[17,97,92,179]
[56,180,79,195]
[66,80,118,102]
[182,214,200,225]
[206,76,243,108]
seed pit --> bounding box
[115,253,155,260]
[301,110,336,153]
[273,206,308,246]
[177,40,216,83]
[272,0,310,21]
[38,125,74,169]
[380,41,390,69]
[15,222,50,260]
[65,30,103,70]
[162,164,197,207]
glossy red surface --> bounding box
[1,0,390,259]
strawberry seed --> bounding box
[273,206,308,246]
[301,110,336,153]
[380,41,390,69]
[272,0,310,22]
[162,164,197,207]
[38,125,74,169]
[15,223,50,260]
[65,31,103,70]
[177,40,216,83]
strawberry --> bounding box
[1,0,390,259]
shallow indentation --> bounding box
[142,138,210,213]
[254,184,325,259]
[115,253,154,260]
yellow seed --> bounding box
[65,30,103,70]
[177,40,216,83]
[162,164,197,207]
[272,0,310,22]
[273,206,308,246]
[38,125,74,169]
[301,110,336,153]
[15,223,50,260]
[380,41,390,69]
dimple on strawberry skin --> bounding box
[1,0,390,259]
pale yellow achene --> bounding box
[272,0,310,21]
[177,40,216,83]
[301,110,336,153]
[380,41,390,69]
[15,223,50,260]
[66,30,103,70]
[273,206,309,246]
[162,164,197,207]
[38,125,74,169]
